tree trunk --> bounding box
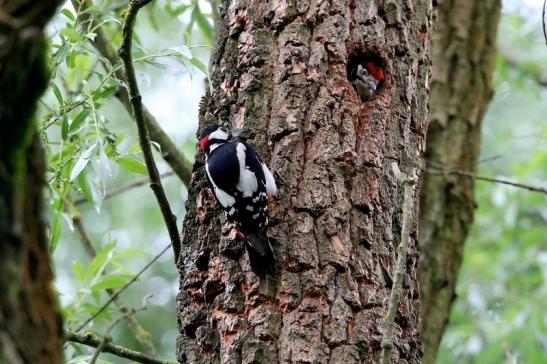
[177,1,432,363]
[0,1,63,363]
[418,0,501,363]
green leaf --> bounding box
[93,85,117,102]
[72,260,85,282]
[192,4,213,44]
[85,243,116,282]
[191,57,208,76]
[70,143,96,181]
[61,114,69,141]
[166,3,191,16]
[61,8,76,21]
[69,109,89,133]
[60,27,85,42]
[112,249,146,260]
[117,155,148,175]
[91,274,131,291]
[51,82,64,105]
[49,195,65,253]
[77,167,100,207]
[67,50,78,69]
[126,143,142,154]
[55,44,69,65]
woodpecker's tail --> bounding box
[244,230,276,278]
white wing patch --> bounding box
[262,162,277,196]
[235,143,258,198]
[205,162,235,208]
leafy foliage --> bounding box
[42,0,214,362]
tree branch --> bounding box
[90,301,149,364]
[426,166,547,195]
[119,0,181,261]
[543,0,546,46]
[74,171,175,206]
[381,164,417,364]
[66,331,175,364]
[76,244,170,331]
[72,0,193,186]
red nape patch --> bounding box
[367,62,384,81]
[199,135,209,150]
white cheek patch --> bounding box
[206,163,235,208]
[208,129,229,141]
[235,143,258,198]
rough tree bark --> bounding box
[0,1,63,363]
[177,1,432,363]
[418,0,501,363]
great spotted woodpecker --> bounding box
[351,62,384,101]
[199,125,277,278]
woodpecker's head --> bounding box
[352,62,384,101]
[199,125,231,153]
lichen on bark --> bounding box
[177,1,433,363]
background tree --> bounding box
[177,0,432,362]
[0,1,64,363]
[438,3,547,362]
[418,0,502,362]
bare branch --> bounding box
[90,300,149,364]
[66,331,175,364]
[119,0,181,260]
[427,166,547,195]
[543,0,546,47]
[76,244,170,331]
[74,171,175,206]
[72,0,193,186]
[381,164,417,364]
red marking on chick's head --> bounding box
[367,62,384,81]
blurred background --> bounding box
[41,0,546,363]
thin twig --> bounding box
[427,166,547,195]
[76,244,170,331]
[66,331,175,364]
[90,298,149,364]
[73,0,193,186]
[71,206,159,356]
[119,0,181,261]
[380,164,417,364]
[543,0,546,47]
[74,170,175,206]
